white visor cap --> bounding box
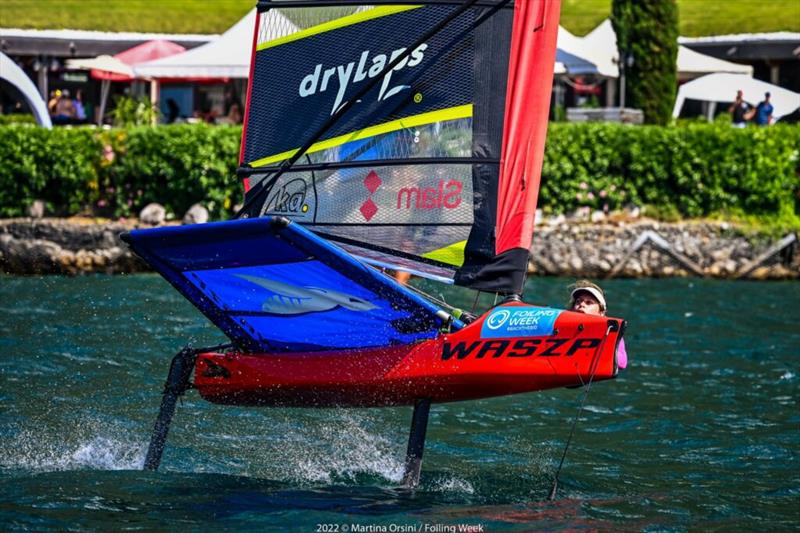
[571,286,606,311]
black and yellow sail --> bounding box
[239,1,559,294]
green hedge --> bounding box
[541,123,800,219]
[0,125,103,217]
[0,124,241,219]
[0,122,797,221]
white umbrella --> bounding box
[66,55,134,78]
[66,55,135,123]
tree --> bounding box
[612,0,679,125]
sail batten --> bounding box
[241,1,560,292]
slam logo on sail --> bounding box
[397,180,462,210]
[299,44,428,115]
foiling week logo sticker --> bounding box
[486,309,511,330]
[481,307,562,338]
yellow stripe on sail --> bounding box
[422,240,467,267]
[249,104,473,168]
[257,6,422,52]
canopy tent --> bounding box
[133,9,299,80]
[676,45,753,79]
[134,9,260,79]
[581,19,753,80]
[0,51,52,127]
[67,40,186,124]
[673,73,800,121]
[556,26,616,77]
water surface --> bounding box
[1,275,798,530]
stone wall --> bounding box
[1,218,797,279]
[0,218,145,275]
[529,221,798,280]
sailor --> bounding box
[569,280,627,369]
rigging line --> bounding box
[235,0,485,219]
[307,153,319,224]
[471,290,481,313]
[548,324,613,501]
[399,278,458,312]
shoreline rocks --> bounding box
[1,217,797,279]
[528,220,798,280]
[0,218,147,275]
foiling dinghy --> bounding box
[123,0,627,490]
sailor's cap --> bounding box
[571,286,606,311]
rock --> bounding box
[766,264,792,279]
[183,203,209,225]
[57,250,75,269]
[27,199,46,219]
[3,238,62,274]
[624,204,641,218]
[569,256,583,272]
[100,231,117,249]
[139,203,166,225]
[590,210,605,223]
[711,247,732,262]
[750,266,771,280]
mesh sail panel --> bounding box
[241,3,514,286]
[244,4,475,165]
[248,161,473,275]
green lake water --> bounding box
[1,275,798,531]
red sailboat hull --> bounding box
[194,303,624,407]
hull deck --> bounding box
[194,303,624,407]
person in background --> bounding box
[73,90,87,123]
[728,90,751,128]
[52,89,75,125]
[166,98,180,124]
[754,92,774,126]
[217,102,243,125]
[568,280,627,369]
[227,102,243,124]
[47,90,61,115]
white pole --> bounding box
[150,79,160,126]
[98,79,110,125]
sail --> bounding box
[239,0,561,295]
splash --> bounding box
[1,424,145,472]
[243,411,406,484]
[429,475,475,494]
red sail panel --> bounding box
[239,6,261,193]
[495,0,560,256]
